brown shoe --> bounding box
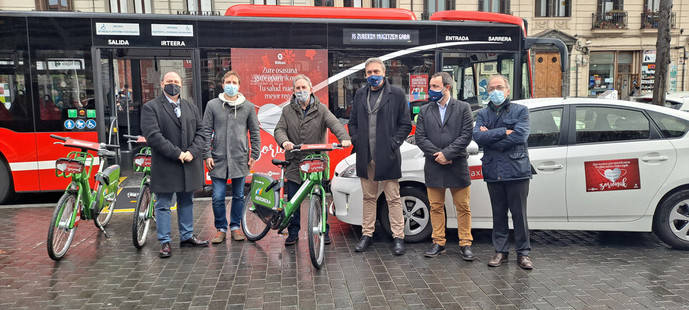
[487,253,508,267]
[211,231,226,244]
[518,255,534,270]
[231,229,245,241]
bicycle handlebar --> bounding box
[50,134,67,141]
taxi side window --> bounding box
[648,111,689,138]
[528,108,562,147]
[575,107,650,143]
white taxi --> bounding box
[331,98,689,249]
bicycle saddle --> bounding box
[271,159,290,166]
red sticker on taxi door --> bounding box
[584,159,641,192]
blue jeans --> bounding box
[286,180,329,238]
[211,176,245,231]
[155,191,194,245]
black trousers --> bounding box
[486,179,531,256]
[286,180,330,238]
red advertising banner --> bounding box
[229,48,329,178]
[584,158,641,192]
[409,74,428,102]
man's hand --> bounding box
[178,151,186,163]
[341,140,352,147]
[205,158,214,170]
[506,129,514,135]
[282,141,295,151]
[248,158,256,170]
[480,126,488,132]
[182,151,193,162]
[433,152,452,165]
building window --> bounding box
[597,0,623,15]
[372,0,396,8]
[314,0,334,6]
[254,0,279,4]
[110,0,151,13]
[38,0,72,11]
[535,0,570,17]
[645,0,659,11]
[479,0,510,14]
[344,0,363,7]
[187,0,212,12]
[424,0,455,19]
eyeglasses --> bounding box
[487,85,507,92]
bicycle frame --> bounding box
[276,153,330,233]
[134,146,154,218]
[55,151,103,230]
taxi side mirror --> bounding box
[468,141,479,155]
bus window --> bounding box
[201,50,232,112]
[0,52,31,129]
[328,51,435,123]
[34,50,94,132]
[522,54,532,98]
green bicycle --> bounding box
[242,143,341,269]
[124,135,156,249]
[47,134,121,261]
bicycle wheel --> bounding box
[132,184,152,248]
[95,183,116,227]
[241,199,271,242]
[47,193,78,261]
[308,191,326,269]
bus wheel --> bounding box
[0,160,12,204]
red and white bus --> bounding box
[0,5,566,203]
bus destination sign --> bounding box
[343,29,419,46]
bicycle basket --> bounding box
[55,158,85,177]
[299,159,325,173]
[133,154,151,168]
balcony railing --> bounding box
[592,11,628,30]
[641,12,676,29]
[177,10,221,16]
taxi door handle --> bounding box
[536,164,564,171]
[641,155,668,162]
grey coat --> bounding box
[415,98,474,188]
[141,95,205,193]
[274,94,350,183]
[201,95,261,180]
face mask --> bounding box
[295,90,310,103]
[164,84,181,97]
[489,90,506,106]
[428,89,444,102]
[366,75,384,88]
[223,84,238,96]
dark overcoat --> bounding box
[348,79,412,181]
[415,98,474,188]
[141,95,206,193]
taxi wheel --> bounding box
[653,189,689,250]
[0,160,12,204]
[378,186,432,243]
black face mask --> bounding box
[164,84,181,97]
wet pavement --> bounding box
[1,200,689,310]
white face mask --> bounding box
[295,90,310,103]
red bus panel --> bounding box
[226,4,417,20]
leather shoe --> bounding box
[459,245,475,261]
[392,237,405,256]
[159,242,171,258]
[487,252,508,267]
[354,235,372,252]
[284,234,298,246]
[211,231,226,244]
[180,235,209,247]
[231,229,245,241]
[324,233,332,245]
[424,243,445,257]
[518,255,534,270]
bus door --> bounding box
[96,48,194,175]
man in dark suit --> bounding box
[415,72,475,260]
[141,71,209,258]
[348,58,412,255]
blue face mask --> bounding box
[367,75,384,88]
[489,90,506,106]
[295,90,310,103]
[223,84,238,96]
[428,89,444,102]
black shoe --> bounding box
[324,233,332,245]
[459,245,475,261]
[354,235,372,252]
[424,243,445,257]
[159,242,171,258]
[392,237,405,256]
[285,234,298,246]
[180,235,209,247]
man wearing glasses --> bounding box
[141,71,209,258]
[472,75,533,270]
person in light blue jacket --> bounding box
[472,74,533,270]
